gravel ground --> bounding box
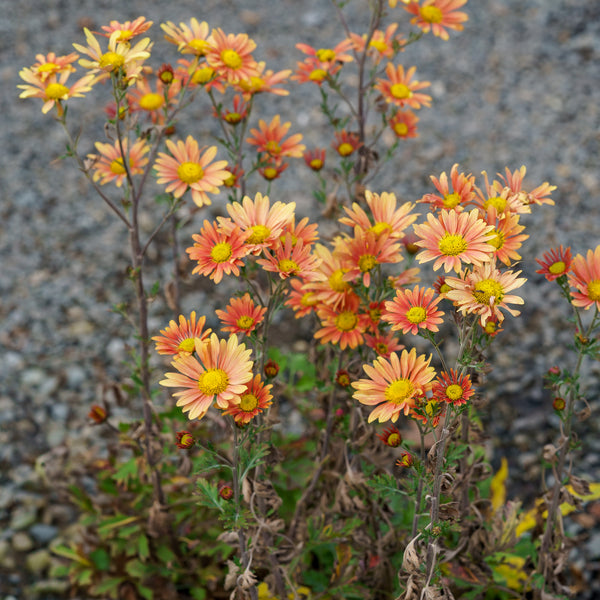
[1,0,600,597]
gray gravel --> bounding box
[2,0,600,597]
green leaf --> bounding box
[91,576,125,597]
[155,544,177,564]
[126,558,153,578]
[138,584,154,600]
[191,587,207,600]
[98,514,140,537]
[112,458,139,488]
[67,484,95,513]
[89,548,110,571]
[138,534,150,561]
[51,544,92,567]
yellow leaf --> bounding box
[490,457,508,513]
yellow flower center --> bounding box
[236,315,255,330]
[387,432,401,446]
[484,196,507,212]
[587,280,600,301]
[309,158,323,170]
[487,230,505,250]
[329,269,350,292]
[385,378,414,404]
[443,193,461,209]
[246,224,271,245]
[116,30,134,42]
[390,83,412,100]
[189,39,210,55]
[369,307,382,323]
[178,338,196,353]
[420,6,444,23]
[223,172,236,187]
[439,282,451,294]
[210,242,233,263]
[438,233,467,256]
[278,258,299,274]
[548,261,566,275]
[192,67,215,84]
[99,51,125,71]
[445,384,463,401]
[239,393,259,412]
[263,167,278,180]
[265,140,281,155]
[177,161,204,184]
[309,68,328,82]
[484,321,497,334]
[301,292,317,307]
[370,222,392,236]
[375,342,389,355]
[406,306,427,324]
[369,39,388,53]
[335,311,358,331]
[139,92,164,111]
[45,83,69,100]
[472,279,505,304]
[337,142,355,156]
[38,62,59,73]
[109,158,127,175]
[197,368,229,396]
[316,48,336,62]
[224,112,242,124]
[394,122,409,136]
[221,49,242,69]
[359,254,378,272]
[280,232,298,246]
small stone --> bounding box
[12,531,34,552]
[30,523,58,545]
[26,548,51,573]
[10,507,37,530]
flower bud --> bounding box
[396,452,414,468]
[378,426,402,447]
[335,369,351,388]
[219,483,234,501]
[175,431,195,449]
[88,404,108,424]
[264,359,280,379]
[548,366,560,376]
[157,63,175,85]
[552,397,566,411]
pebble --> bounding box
[25,549,51,574]
[11,532,34,553]
[30,524,59,545]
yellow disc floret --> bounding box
[335,311,358,332]
[210,242,233,263]
[197,368,229,396]
[406,306,427,324]
[385,378,414,405]
[438,234,467,256]
[472,279,505,304]
[177,162,204,184]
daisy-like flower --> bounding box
[259,159,288,181]
[222,374,273,424]
[304,148,326,171]
[536,245,573,282]
[295,40,354,71]
[127,74,181,123]
[350,24,402,64]
[292,58,339,85]
[472,171,528,216]
[496,166,556,207]
[87,137,150,187]
[161,18,210,55]
[388,266,421,289]
[432,369,474,406]
[364,331,405,358]
[567,245,600,310]
[285,277,320,318]
[160,333,253,420]
[419,164,476,212]
[376,63,432,109]
[154,136,229,207]
[314,294,369,350]
[445,259,526,326]
[222,165,244,189]
[216,293,267,335]
[364,300,386,331]
[99,17,153,42]
[352,348,436,423]
[176,58,225,93]
[279,217,320,250]
[377,425,403,447]
[153,311,212,356]
[389,110,419,139]
[205,28,259,84]
[332,130,362,157]
[384,285,445,335]
[433,274,452,296]
[234,62,291,99]
[404,0,469,41]
[247,115,305,159]
[187,220,251,284]
[214,94,249,125]
[410,397,444,428]
[413,209,495,273]
[483,208,528,267]
[257,235,322,280]
[28,52,79,81]
[310,244,353,308]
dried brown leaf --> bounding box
[402,535,423,575]
[147,500,171,539]
[569,475,591,497]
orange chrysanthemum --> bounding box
[304,148,326,171]
[127,75,181,123]
[247,115,305,159]
[536,245,572,282]
[432,369,474,406]
[28,52,79,81]
[279,217,320,249]
[293,57,340,85]
[161,18,211,55]
[567,245,600,311]
[285,277,321,318]
[314,294,369,350]
[364,331,405,358]
[496,165,556,208]
[216,293,267,335]
[234,61,291,99]
[383,285,445,335]
[153,311,211,356]
[99,17,153,42]
[413,209,494,273]
[350,24,402,64]
[352,348,436,423]
[310,244,354,308]
[154,136,229,207]
[332,130,362,157]
[389,110,419,138]
[87,138,150,187]
[419,164,476,212]
[404,0,469,41]
[257,235,322,280]
[483,208,528,267]
[376,63,431,109]
[295,40,354,71]
[205,28,259,84]
[472,171,528,217]
[160,333,253,420]
[222,374,273,424]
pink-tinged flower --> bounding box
[99,17,153,42]
[310,244,354,308]
[175,58,225,93]
[292,57,339,85]
[432,369,474,406]
[496,165,556,207]
[483,208,528,267]
[413,209,495,273]
[350,24,403,64]
[187,220,251,283]
[314,294,369,350]
[389,110,419,138]
[247,115,305,159]
[383,285,445,335]
[295,40,354,70]
[28,52,79,81]
[87,137,150,187]
[445,260,526,326]
[304,148,326,171]
[376,63,431,109]
[536,245,573,282]
[364,331,405,358]
[259,159,288,181]
[214,94,249,125]
[481,314,503,337]
[567,245,600,310]
[216,293,267,335]
[332,130,362,157]
[285,277,320,318]
[222,374,273,424]
[205,28,259,84]
[153,311,211,356]
[280,216,320,249]
[234,61,291,98]
[472,171,528,216]
[160,333,253,420]
[161,18,210,55]
[404,0,469,41]
[127,74,182,123]
[388,266,421,289]
[378,425,403,447]
[433,275,452,296]
[257,235,322,280]
[154,136,229,207]
[419,163,476,212]
[352,348,436,423]
[364,300,386,331]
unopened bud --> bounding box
[397,452,414,468]
[553,397,566,411]
[219,483,234,501]
[175,431,195,449]
[264,359,279,379]
[88,404,108,424]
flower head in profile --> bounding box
[127,74,181,123]
[389,110,419,139]
[383,285,445,335]
[222,374,273,424]
[483,208,528,267]
[27,52,79,81]
[99,17,153,42]
[378,425,403,447]
[332,130,362,157]
[350,24,402,64]
[234,61,291,99]
[247,115,305,159]
[205,28,259,84]
[536,245,572,282]
[432,369,474,406]
[153,311,211,356]
[87,138,150,187]
[310,244,353,308]
[216,293,267,335]
[285,277,320,318]
[376,63,431,109]
[304,148,326,171]
[161,18,210,55]
[154,136,229,207]
[419,164,476,212]
[259,159,288,181]
[567,245,600,310]
[496,165,556,207]
[364,331,405,358]
[404,0,469,41]
[314,293,369,350]
[295,40,354,71]
[160,333,253,420]
[352,348,436,423]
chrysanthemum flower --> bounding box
[87,137,150,187]
[28,52,79,81]
[377,425,403,447]
[432,369,474,406]
[99,17,153,42]
[419,163,476,212]
[187,220,251,283]
[216,293,267,335]
[279,217,319,249]
[567,245,600,310]
[410,397,444,428]
[285,277,320,318]
[314,294,369,350]
[331,130,362,157]
[376,63,431,109]
[473,171,528,216]
[536,245,572,282]
[127,75,181,123]
[404,0,469,41]
[234,62,291,99]
[388,266,421,289]
[433,274,452,296]
[259,159,288,181]
[364,331,405,358]
[160,333,253,420]
[310,244,354,308]
[153,311,212,356]
[389,110,419,138]
[257,235,322,280]
[175,58,225,93]
[222,374,273,424]
[205,28,259,84]
[413,209,495,273]
[154,136,229,207]
[352,348,436,423]
[292,57,339,85]
[214,94,249,125]
[483,209,528,267]
[350,24,402,63]
[496,165,556,207]
[221,165,244,189]
[304,148,326,171]
[161,18,211,55]
[295,40,354,71]
[383,285,445,335]
[247,115,305,159]
[445,260,526,326]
